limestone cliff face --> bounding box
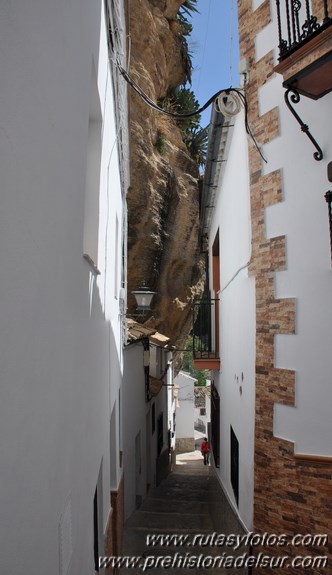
[126,0,204,357]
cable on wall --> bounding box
[214,90,242,116]
[113,58,267,163]
[229,0,234,86]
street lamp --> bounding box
[132,284,156,313]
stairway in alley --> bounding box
[119,452,246,574]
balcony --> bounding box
[193,298,220,371]
[274,0,332,99]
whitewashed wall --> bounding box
[256,1,332,456]
[194,382,211,434]
[209,110,256,530]
[122,342,172,520]
[0,0,126,572]
[122,343,148,519]
[174,372,196,440]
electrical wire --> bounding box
[229,0,233,86]
[195,0,212,91]
[113,58,267,163]
[115,57,220,118]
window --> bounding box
[325,191,332,264]
[93,488,99,572]
[157,413,163,456]
[151,403,155,435]
[212,230,220,293]
[83,60,102,272]
[230,426,239,506]
[93,463,103,572]
[210,383,220,467]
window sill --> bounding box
[83,253,101,275]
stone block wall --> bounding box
[175,437,195,454]
[237,1,332,572]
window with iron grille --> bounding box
[325,191,332,264]
[230,426,239,506]
[210,383,220,468]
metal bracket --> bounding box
[284,87,323,161]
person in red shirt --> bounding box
[200,437,210,465]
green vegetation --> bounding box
[156,0,208,169]
[183,124,209,167]
[155,130,167,154]
[161,85,208,168]
[176,0,199,83]
[181,336,209,386]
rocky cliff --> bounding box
[126,0,204,358]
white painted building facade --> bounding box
[174,371,196,453]
[122,324,175,520]
[0,0,128,572]
[204,107,256,530]
[194,382,211,435]
[198,0,332,539]
[256,1,332,456]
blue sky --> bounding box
[188,0,240,126]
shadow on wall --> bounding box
[207,466,247,573]
[156,448,173,486]
[83,265,125,564]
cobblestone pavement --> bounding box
[119,450,246,574]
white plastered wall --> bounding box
[0,0,125,572]
[174,372,196,441]
[256,0,332,456]
[209,110,255,530]
[122,343,171,520]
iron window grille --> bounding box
[276,0,331,61]
[325,191,332,264]
[211,383,220,468]
[193,298,220,361]
[230,427,239,506]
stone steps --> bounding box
[119,458,246,575]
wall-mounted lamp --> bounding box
[132,284,156,313]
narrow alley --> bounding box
[1,1,331,573]
[119,449,247,575]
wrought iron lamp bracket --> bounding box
[284,87,323,161]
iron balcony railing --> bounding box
[193,298,219,361]
[276,0,331,60]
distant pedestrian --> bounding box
[200,437,210,465]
